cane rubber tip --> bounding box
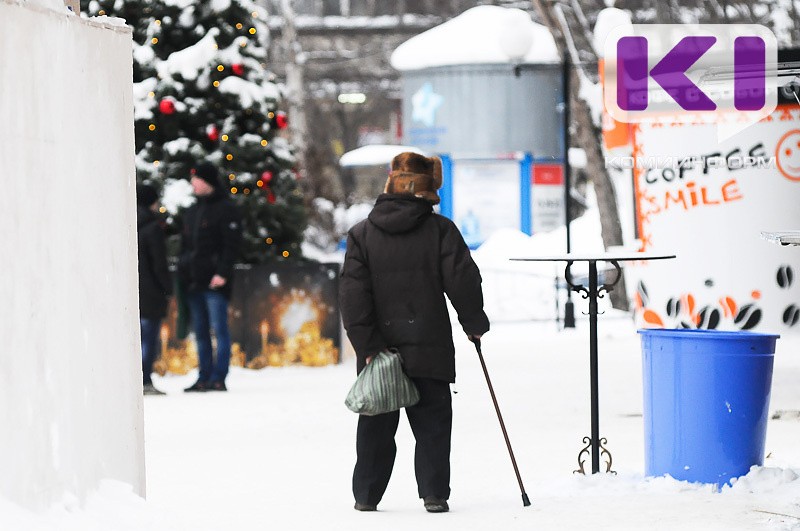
[522,493,531,507]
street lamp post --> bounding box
[562,53,575,328]
[499,8,575,328]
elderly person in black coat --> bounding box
[340,152,490,514]
[137,184,172,396]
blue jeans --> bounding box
[187,289,232,383]
[140,318,162,385]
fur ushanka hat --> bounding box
[384,152,442,205]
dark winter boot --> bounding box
[423,496,449,513]
[184,380,207,392]
[143,383,166,396]
[207,381,227,392]
[353,502,377,512]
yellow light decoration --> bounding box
[236,23,243,29]
[282,251,290,258]
[249,28,257,34]
[252,11,258,17]
[244,189,251,195]
[268,112,275,119]
[151,37,158,44]
[148,124,156,131]
[240,41,247,48]
[148,91,155,98]
[256,180,264,187]
[245,292,339,368]
[228,173,235,180]
[159,207,166,214]
[231,187,238,194]
[221,134,229,141]
[266,237,273,244]
[260,139,268,146]
[217,65,224,72]
[213,81,220,87]
[155,19,161,25]
[153,160,160,167]
[226,154,233,161]
[98,10,105,15]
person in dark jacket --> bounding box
[137,183,172,396]
[178,161,242,392]
[340,152,490,514]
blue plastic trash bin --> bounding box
[639,329,779,486]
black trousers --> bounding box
[352,377,452,505]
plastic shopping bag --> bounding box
[345,349,420,415]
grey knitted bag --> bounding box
[345,349,420,415]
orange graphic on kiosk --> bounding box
[775,129,800,181]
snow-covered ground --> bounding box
[5,315,800,530]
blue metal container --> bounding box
[639,329,779,485]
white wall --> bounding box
[0,2,144,510]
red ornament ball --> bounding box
[206,124,219,142]
[261,170,273,183]
[159,98,176,115]
[267,190,276,204]
[231,63,245,76]
[275,111,288,129]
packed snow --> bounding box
[5,187,800,528]
[3,317,800,530]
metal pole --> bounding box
[588,260,600,473]
[563,53,575,328]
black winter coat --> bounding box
[340,194,490,383]
[137,206,172,319]
[177,191,242,299]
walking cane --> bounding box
[470,337,531,507]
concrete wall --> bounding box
[0,1,143,510]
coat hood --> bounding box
[367,194,433,234]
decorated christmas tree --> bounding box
[83,0,307,263]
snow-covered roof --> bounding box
[339,144,427,167]
[593,7,633,58]
[390,5,559,71]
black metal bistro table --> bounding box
[761,231,800,246]
[511,252,676,474]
